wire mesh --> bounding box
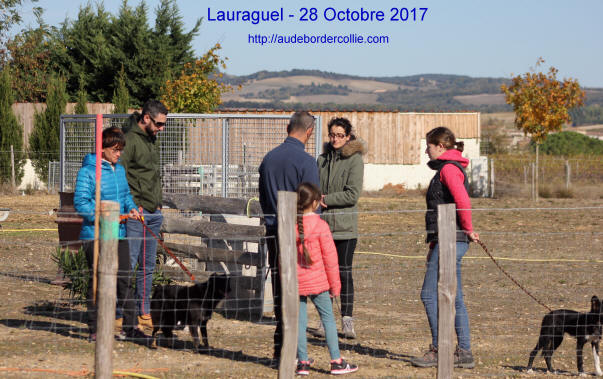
[60,114,321,198]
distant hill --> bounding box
[217,69,603,115]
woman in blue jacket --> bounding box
[74,127,150,344]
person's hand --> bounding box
[320,194,327,208]
[128,208,140,219]
[468,231,479,242]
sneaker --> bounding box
[342,316,356,339]
[295,360,311,375]
[120,328,154,347]
[411,344,438,368]
[454,346,475,369]
[137,314,153,330]
[330,358,358,375]
[311,322,325,337]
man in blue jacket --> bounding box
[74,127,151,345]
[258,111,320,362]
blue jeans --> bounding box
[420,242,471,351]
[298,291,340,362]
[126,209,163,316]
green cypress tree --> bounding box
[29,74,67,183]
[74,73,88,114]
[0,68,25,185]
[112,65,129,113]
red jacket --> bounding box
[437,149,473,233]
[296,213,341,297]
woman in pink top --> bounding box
[295,183,358,376]
[411,127,479,370]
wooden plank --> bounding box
[160,215,265,239]
[163,194,262,216]
[96,200,119,379]
[277,191,298,378]
[437,203,457,379]
[163,242,263,266]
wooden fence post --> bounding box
[565,160,571,190]
[277,191,298,378]
[437,204,457,379]
[95,200,119,379]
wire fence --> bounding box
[0,198,601,377]
[489,154,603,198]
[59,114,322,198]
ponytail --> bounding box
[297,204,313,266]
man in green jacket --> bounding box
[119,99,168,329]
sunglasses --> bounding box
[148,115,166,127]
[328,132,347,139]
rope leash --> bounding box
[476,239,552,312]
[137,217,196,282]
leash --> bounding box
[142,215,146,314]
[476,239,552,312]
[137,216,196,282]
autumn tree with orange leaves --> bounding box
[501,58,585,199]
[161,44,233,113]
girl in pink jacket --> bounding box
[295,183,358,375]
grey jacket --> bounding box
[318,138,366,240]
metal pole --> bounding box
[314,115,323,158]
[222,118,229,197]
[10,145,15,191]
[565,160,571,189]
[59,116,65,192]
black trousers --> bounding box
[265,230,283,358]
[335,239,357,317]
[84,240,137,333]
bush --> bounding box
[52,245,172,300]
[536,131,603,156]
[52,246,89,300]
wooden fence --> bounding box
[11,103,118,148]
[219,110,480,165]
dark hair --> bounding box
[426,126,464,152]
[327,117,354,138]
[102,127,125,149]
[141,99,168,119]
[296,182,321,266]
[287,111,315,134]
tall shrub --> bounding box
[29,74,67,183]
[74,73,88,114]
[0,68,25,184]
[112,65,130,113]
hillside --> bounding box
[218,70,603,115]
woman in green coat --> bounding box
[318,117,365,339]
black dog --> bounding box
[151,274,230,350]
[527,295,602,376]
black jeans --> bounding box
[335,239,357,317]
[84,240,137,333]
[265,229,282,358]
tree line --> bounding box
[0,0,230,186]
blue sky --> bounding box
[12,0,603,87]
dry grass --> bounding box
[0,194,602,377]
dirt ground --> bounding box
[0,194,602,378]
